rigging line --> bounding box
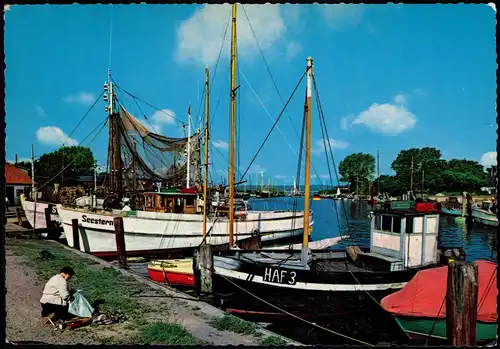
[314,82,352,245]
[313,75,354,244]
[208,67,230,133]
[108,4,113,69]
[112,80,185,125]
[238,70,307,184]
[240,4,302,145]
[37,117,109,191]
[62,91,104,147]
[239,68,323,188]
[214,270,374,346]
[239,69,296,157]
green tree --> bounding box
[439,159,489,192]
[339,153,375,194]
[391,147,444,193]
[32,146,96,179]
[376,175,407,196]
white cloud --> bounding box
[175,4,287,65]
[213,140,229,150]
[35,105,46,117]
[249,164,266,174]
[7,157,32,164]
[151,109,176,125]
[393,94,406,105]
[36,126,78,146]
[352,101,417,135]
[480,152,497,167]
[317,4,364,28]
[4,5,11,12]
[285,41,302,60]
[63,92,96,105]
[312,138,348,155]
[148,123,163,134]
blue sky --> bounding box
[4,4,497,186]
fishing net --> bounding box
[116,106,201,189]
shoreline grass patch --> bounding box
[209,314,262,337]
[260,335,289,346]
[137,322,201,345]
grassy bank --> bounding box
[7,238,201,345]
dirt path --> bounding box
[5,247,100,344]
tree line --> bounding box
[338,147,496,196]
[17,146,97,182]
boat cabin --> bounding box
[364,209,440,271]
[142,191,199,214]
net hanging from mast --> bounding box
[116,104,201,189]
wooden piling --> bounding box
[113,216,127,267]
[15,208,23,226]
[71,219,80,250]
[446,261,479,346]
[44,208,52,229]
[193,244,213,296]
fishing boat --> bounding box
[381,260,498,343]
[20,194,60,230]
[56,14,310,257]
[149,236,347,287]
[205,54,463,327]
[471,201,498,227]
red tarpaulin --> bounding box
[381,260,497,323]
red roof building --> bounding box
[5,163,36,185]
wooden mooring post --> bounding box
[113,216,127,268]
[446,261,479,346]
[193,244,213,297]
[44,208,52,229]
[15,208,23,226]
[71,219,80,250]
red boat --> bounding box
[147,259,195,287]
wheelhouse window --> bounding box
[145,195,154,208]
[376,214,404,234]
[185,196,195,207]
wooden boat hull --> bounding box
[471,208,498,227]
[56,204,312,258]
[148,259,195,287]
[394,316,497,343]
[211,254,433,323]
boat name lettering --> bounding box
[263,267,296,285]
[81,215,114,226]
[49,204,58,215]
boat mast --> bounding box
[228,3,237,246]
[105,69,122,199]
[187,105,191,188]
[302,57,313,255]
[202,66,210,239]
[377,150,380,196]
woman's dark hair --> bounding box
[60,266,75,276]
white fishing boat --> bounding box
[20,194,61,231]
[472,201,498,227]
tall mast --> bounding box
[228,3,237,246]
[377,150,380,195]
[187,105,192,188]
[202,66,210,239]
[302,57,313,251]
[105,68,121,198]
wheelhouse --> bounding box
[142,191,199,214]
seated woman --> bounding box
[40,266,75,322]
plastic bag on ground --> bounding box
[68,290,94,318]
